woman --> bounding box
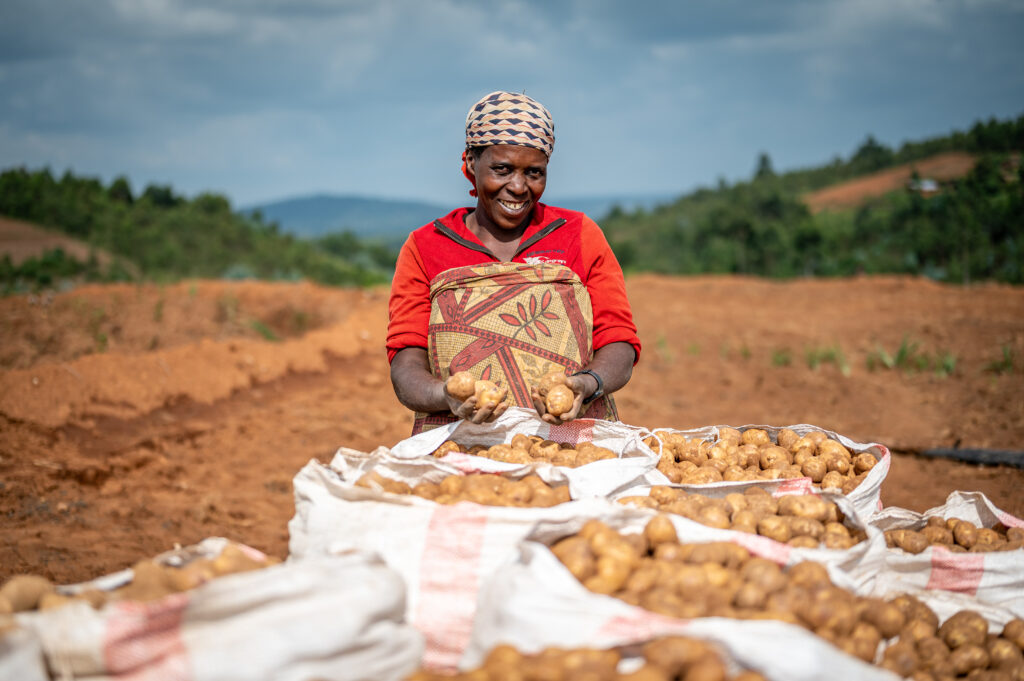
[387,91,641,434]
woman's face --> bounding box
[468,144,548,232]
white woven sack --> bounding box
[0,627,49,681]
[16,542,422,681]
[611,483,887,593]
[641,423,890,520]
[467,513,897,680]
[387,406,658,498]
[870,490,1024,617]
[288,450,628,671]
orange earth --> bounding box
[802,151,978,213]
[1,275,1023,583]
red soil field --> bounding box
[1,275,1022,583]
[803,151,978,213]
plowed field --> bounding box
[2,275,1022,582]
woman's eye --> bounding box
[491,165,510,174]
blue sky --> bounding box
[1,0,1022,209]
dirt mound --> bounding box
[1,275,1022,582]
[803,151,977,213]
[0,215,125,269]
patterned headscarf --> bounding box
[461,91,554,196]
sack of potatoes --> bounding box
[643,424,889,521]
[871,491,1024,619]
[544,517,1024,679]
[8,542,423,681]
[406,636,769,681]
[386,406,658,498]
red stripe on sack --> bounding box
[996,510,1024,529]
[926,546,986,595]
[416,503,490,670]
[595,611,690,642]
[102,592,191,680]
[548,419,594,447]
[773,478,813,496]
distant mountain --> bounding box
[243,194,449,242]
[242,192,678,243]
[544,193,677,220]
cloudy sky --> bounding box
[1,0,1022,209]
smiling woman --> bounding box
[386,91,641,434]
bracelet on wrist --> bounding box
[571,369,604,405]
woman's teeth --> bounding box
[498,199,526,211]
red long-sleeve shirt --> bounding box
[387,203,641,364]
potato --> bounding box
[852,452,877,474]
[779,494,830,522]
[535,370,568,396]
[940,610,990,648]
[474,380,504,410]
[697,505,731,530]
[545,384,575,417]
[888,529,930,554]
[820,470,846,490]
[644,515,679,547]
[801,457,827,483]
[823,454,851,475]
[881,640,921,678]
[822,533,856,550]
[0,575,55,612]
[1003,619,1024,649]
[432,440,462,458]
[788,517,826,541]
[717,427,742,443]
[757,516,792,543]
[741,428,771,446]
[861,599,907,638]
[759,446,792,470]
[954,521,980,549]
[921,525,954,545]
[988,637,1024,669]
[787,536,819,549]
[950,644,990,675]
[772,428,797,449]
[445,371,476,401]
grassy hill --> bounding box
[602,114,1024,284]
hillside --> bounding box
[803,151,978,213]
[0,216,119,267]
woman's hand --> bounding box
[445,380,510,424]
[531,372,592,425]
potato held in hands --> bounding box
[446,371,477,401]
[545,384,575,417]
[446,371,506,412]
[536,370,576,417]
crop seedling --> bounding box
[654,333,674,364]
[934,352,957,378]
[739,343,752,360]
[687,342,701,356]
[868,336,957,377]
[805,344,850,376]
[771,347,792,368]
[985,345,1015,375]
[249,319,280,342]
